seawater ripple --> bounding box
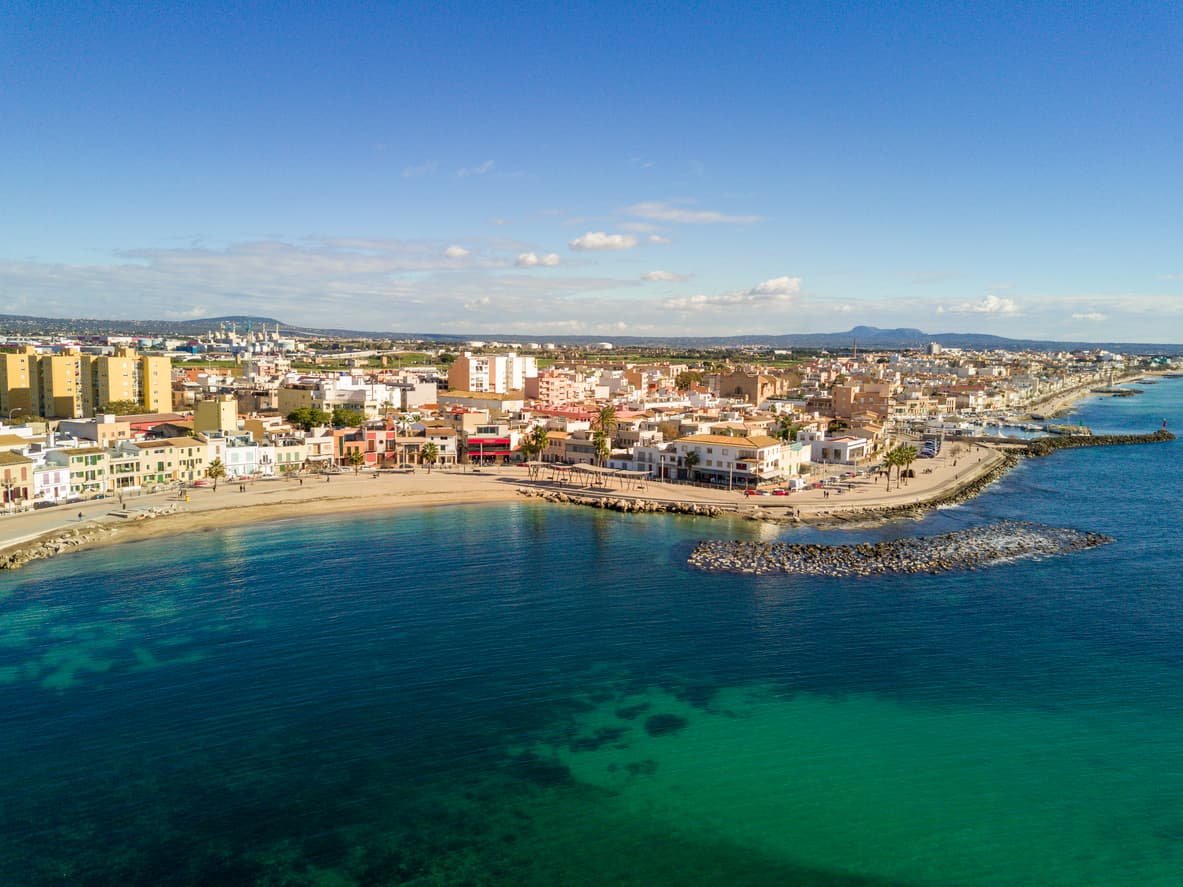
[688,520,1113,576]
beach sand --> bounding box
[0,439,1009,568]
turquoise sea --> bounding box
[2,381,1182,885]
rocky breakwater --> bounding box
[1023,428,1174,457]
[518,487,725,517]
[688,520,1113,577]
[0,524,116,572]
[0,503,183,572]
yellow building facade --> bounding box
[0,347,36,418]
[0,348,173,419]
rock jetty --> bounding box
[1023,428,1174,457]
[688,520,1113,577]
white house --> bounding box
[33,464,71,503]
[673,434,786,485]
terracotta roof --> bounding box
[0,451,34,466]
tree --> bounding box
[346,450,366,474]
[674,370,703,390]
[880,446,898,491]
[287,407,331,431]
[898,444,918,485]
[98,400,145,416]
[774,416,803,443]
[883,444,917,489]
[528,425,549,459]
[206,458,226,491]
[592,405,618,467]
[519,424,549,462]
[592,429,610,466]
[421,442,439,473]
[683,450,700,482]
[594,404,618,441]
[332,407,365,428]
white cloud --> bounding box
[1072,312,1107,321]
[516,252,561,268]
[642,270,689,282]
[401,160,437,178]
[647,234,671,245]
[444,245,470,258]
[456,160,495,177]
[568,231,639,251]
[662,276,801,311]
[626,201,761,224]
[941,294,1021,315]
[619,221,660,233]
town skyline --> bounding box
[3,3,1181,341]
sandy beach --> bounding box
[0,436,1011,569]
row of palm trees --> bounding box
[882,443,918,491]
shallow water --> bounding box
[1,380,1181,885]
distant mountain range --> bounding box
[1,314,1180,355]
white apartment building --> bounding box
[673,434,787,485]
[204,432,278,478]
[447,352,537,393]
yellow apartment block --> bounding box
[0,347,35,418]
[2,348,174,419]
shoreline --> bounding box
[1,375,1173,572]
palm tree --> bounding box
[683,450,700,482]
[528,425,549,459]
[592,429,610,467]
[774,416,801,443]
[347,450,366,474]
[882,446,902,491]
[592,405,618,468]
[206,458,226,491]
[882,443,918,489]
[421,442,439,473]
[594,404,618,443]
[899,444,918,485]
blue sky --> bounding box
[2,1,1180,342]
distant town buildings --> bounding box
[0,325,1175,512]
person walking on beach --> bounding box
[77,512,83,522]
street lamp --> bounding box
[7,407,23,422]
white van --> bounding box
[787,478,807,492]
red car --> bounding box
[771,488,789,496]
